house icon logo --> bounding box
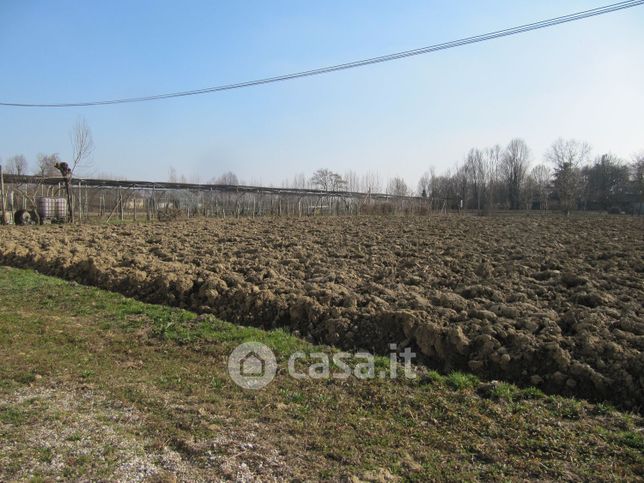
[241,352,265,376]
[228,342,277,390]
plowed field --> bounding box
[1,215,642,407]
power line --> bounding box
[2,0,642,108]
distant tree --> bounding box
[553,162,582,214]
[292,173,307,189]
[311,169,346,192]
[361,171,382,194]
[5,155,28,175]
[583,154,630,210]
[168,166,178,183]
[632,153,644,214]
[522,173,539,210]
[343,170,360,192]
[282,173,307,189]
[386,177,409,197]
[484,145,502,210]
[36,153,61,177]
[417,172,431,199]
[501,138,531,210]
[428,167,437,204]
[546,138,590,214]
[215,171,240,185]
[464,148,486,212]
[531,164,551,210]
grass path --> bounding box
[0,266,641,481]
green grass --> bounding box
[519,386,546,400]
[422,370,446,385]
[0,266,642,481]
[618,431,644,451]
[446,371,479,390]
[488,382,519,401]
[0,406,28,425]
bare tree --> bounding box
[428,167,439,207]
[311,169,346,192]
[69,118,95,173]
[386,177,409,197]
[417,171,431,198]
[5,155,28,175]
[501,138,531,210]
[546,138,590,214]
[465,148,486,212]
[583,153,630,210]
[632,152,644,214]
[454,163,468,209]
[531,164,551,210]
[361,171,382,194]
[546,138,591,168]
[36,153,61,177]
[343,170,360,192]
[54,119,95,222]
[291,173,307,189]
[484,145,502,210]
[168,167,179,183]
[215,171,240,185]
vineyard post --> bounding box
[78,180,83,222]
[119,188,124,221]
[0,165,6,224]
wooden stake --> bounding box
[0,165,6,225]
[78,180,83,222]
[119,189,124,221]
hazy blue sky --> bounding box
[1,1,643,188]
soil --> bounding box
[0,214,642,408]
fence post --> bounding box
[0,165,6,225]
[152,185,157,221]
[119,189,124,221]
[78,180,82,222]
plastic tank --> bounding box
[37,197,56,220]
[54,198,68,219]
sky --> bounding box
[1,0,643,189]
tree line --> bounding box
[4,135,643,216]
[277,138,643,213]
[416,138,643,213]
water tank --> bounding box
[37,197,56,220]
[54,198,68,219]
